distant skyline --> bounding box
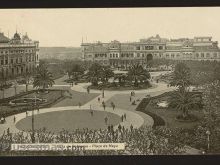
[0,8,220,47]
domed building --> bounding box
[0,31,39,79]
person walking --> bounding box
[26,111,28,117]
[121,115,124,122]
[78,102,81,108]
[90,110,94,117]
[102,89,105,98]
[103,103,106,110]
[129,96,132,102]
[130,124,133,132]
[98,97,100,102]
[87,87,90,94]
[124,113,126,120]
[104,116,108,125]
[13,116,16,123]
[118,124,122,132]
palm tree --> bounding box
[100,66,114,84]
[33,65,55,92]
[70,64,84,82]
[86,63,102,86]
[169,91,201,118]
[127,64,151,87]
[170,62,191,93]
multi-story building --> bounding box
[0,32,39,79]
[81,35,220,69]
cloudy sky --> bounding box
[0,7,220,47]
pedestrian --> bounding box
[98,97,100,102]
[102,89,105,98]
[103,103,106,110]
[13,116,16,123]
[130,124,133,132]
[7,128,10,136]
[133,91,135,97]
[111,102,115,110]
[112,103,115,110]
[129,96,132,102]
[107,125,111,132]
[130,91,132,97]
[26,111,28,117]
[121,115,124,122]
[122,126,125,132]
[118,124,122,132]
[104,116,108,125]
[87,87,90,94]
[124,113,126,120]
[78,102,81,108]
[110,125,114,132]
[90,110,93,116]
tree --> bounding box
[192,71,211,88]
[23,71,32,92]
[170,62,191,93]
[69,64,84,82]
[86,63,102,86]
[33,64,55,91]
[127,64,151,87]
[114,73,127,86]
[100,66,114,84]
[202,80,220,126]
[213,64,220,81]
[169,90,201,118]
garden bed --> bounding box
[89,82,152,91]
[0,89,67,117]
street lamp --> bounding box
[31,96,37,143]
[206,130,211,151]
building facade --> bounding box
[81,35,220,69]
[0,32,39,79]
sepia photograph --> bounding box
[0,7,220,156]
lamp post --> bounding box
[206,130,211,151]
[31,96,37,143]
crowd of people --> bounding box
[0,125,186,155]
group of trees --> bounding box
[169,62,201,119]
[85,63,151,88]
[169,61,220,121]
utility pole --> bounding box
[31,96,36,143]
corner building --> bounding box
[81,35,220,69]
[0,32,39,79]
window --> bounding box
[171,54,175,58]
[201,53,204,58]
[136,46,140,50]
[16,58,18,63]
[196,53,199,58]
[11,59,13,64]
[137,53,140,57]
[206,53,210,58]
[213,53,217,58]
[5,60,8,64]
[1,60,4,65]
[159,46,163,50]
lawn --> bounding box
[16,110,121,132]
[138,93,204,130]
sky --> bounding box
[0,7,220,47]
